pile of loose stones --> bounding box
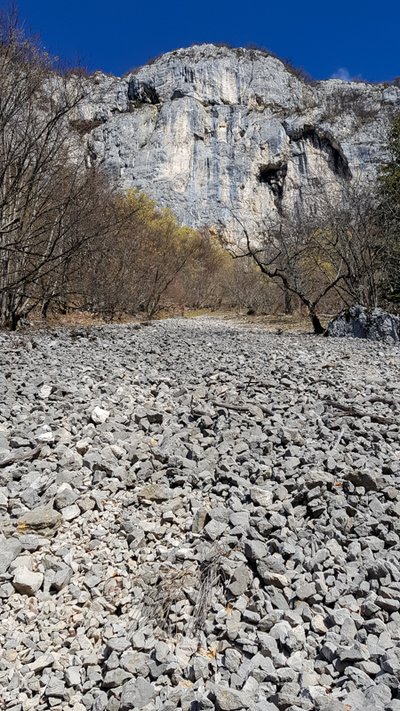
[0,318,399,711]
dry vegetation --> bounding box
[0,10,399,331]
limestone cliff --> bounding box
[72,45,400,236]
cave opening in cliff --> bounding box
[289,126,352,181]
[258,164,288,200]
[128,80,160,105]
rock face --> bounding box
[73,44,400,237]
[328,304,400,342]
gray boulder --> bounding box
[13,568,44,595]
[0,538,23,574]
[120,677,155,709]
[327,304,400,342]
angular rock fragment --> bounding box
[91,406,110,424]
[120,677,155,710]
[13,568,43,595]
[0,538,23,574]
[17,507,62,535]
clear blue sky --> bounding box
[8,0,400,82]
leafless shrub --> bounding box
[139,564,195,635]
[191,554,227,634]
[137,547,230,637]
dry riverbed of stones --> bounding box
[0,317,399,711]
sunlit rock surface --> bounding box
[73,45,400,237]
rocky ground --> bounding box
[0,317,399,711]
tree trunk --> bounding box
[0,291,19,330]
[11,311,20,331]
[310,311,325,335]
[284,288,294,314]
[41,299,51,319]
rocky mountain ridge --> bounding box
[73,45,400,236]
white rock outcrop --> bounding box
[72,45,400,237]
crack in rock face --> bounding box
[72,44,400,238]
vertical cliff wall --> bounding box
[72,45,400,237]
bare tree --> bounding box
[36,170,118,318]
[224,182,383,333]
[0,10,110,328]
[378,114,400,307]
